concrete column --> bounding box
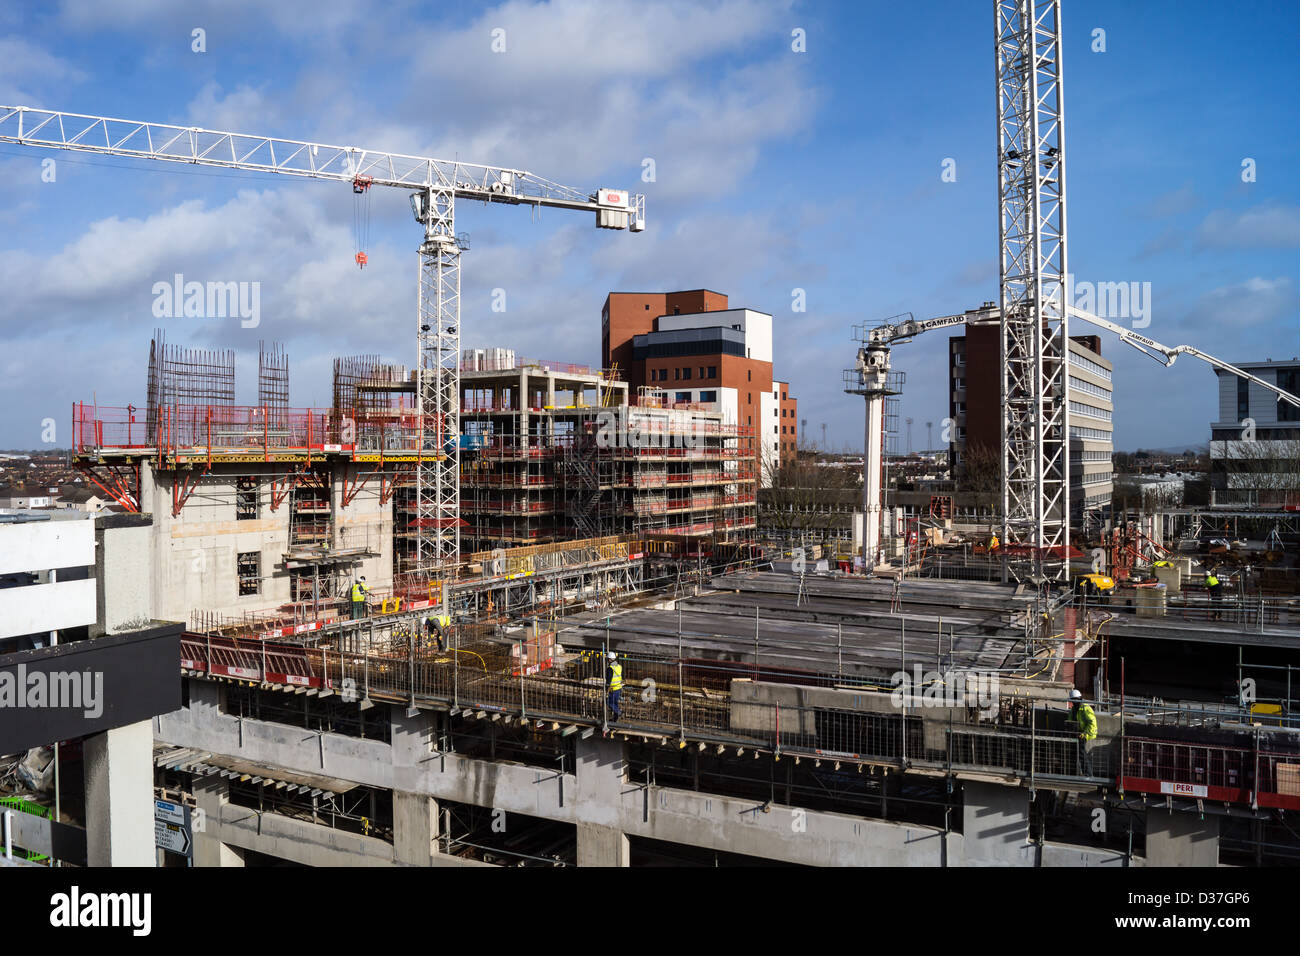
[191,774,244,867]
[394,791,441,866]
[83,719,156,867]
[575,734,629,867]
[961,780,1032,867]
[92,515,152,638]
[1145,811,1219,867]
[577,823,630,867]
[389,704,434,766]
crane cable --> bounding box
[352,175,373,268]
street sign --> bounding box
[154,798,192,857]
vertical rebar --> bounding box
[519,634,527,720]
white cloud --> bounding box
[58,0,374,38]
[1196,204,1300,249]
[185,83,283,135]
[0,38,87,103]
[1183,276,1295,329]
[0,188,411,349]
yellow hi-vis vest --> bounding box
[609,663,623,691]
[431,614,451,630]
[1205,574,1220,588]
[1074,703,1098,741]
[351,582,369,602]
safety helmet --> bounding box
[608,652,617,661]
[1069,689,1083,700]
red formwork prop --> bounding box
[1120,736,1300,811]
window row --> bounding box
[1068,375,1112,401]
[1069,351,1112,381]
[650,365,717,382]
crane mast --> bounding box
[996,0,1069,576]
[0,105,644,575]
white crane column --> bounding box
[846,334,901,572]
[414,185,462,571]
[996,0,1070,576]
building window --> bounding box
[747,416,752,426]
[700,390,717,402]
[237,551,260,596]
[676,391,692,403]
[683,367,692,381]
[774,425,778,434]
[782,391,787,400]
[645,304,650,310]
[673,306,680,314]
[236,477,258,520]
[1281,370,1299,422]
[675,368,681,380]
[708,366,716,378]
[699,366,706,379]
[748,392,752,404]
[747,369,752,382]
[1237,377,1250,421]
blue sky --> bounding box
[1,0,1297,451]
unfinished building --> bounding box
[42,333,1300,868]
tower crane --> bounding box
[854,0,1299,580]
[0,105,645,574]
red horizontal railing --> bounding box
[74,403,441,459]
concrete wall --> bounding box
[0,515,94,575]
[160,684,1160,867]
[0,515,96,640]
[0,578,96,640]
[159,694,955,866]
[94,515,153,637]
[141,461,393,623]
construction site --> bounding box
[2,0,1299,874]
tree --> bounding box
[958,439,1001,508]
[759,447,861,532]
[1217,434,1300,507]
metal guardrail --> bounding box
[177,632,1300,805]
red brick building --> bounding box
[601,290,796,478]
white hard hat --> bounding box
[607,652,617,661]
[1069,689,1083,700]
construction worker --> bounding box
[350,575,371,619]
[1205,568,1223,621]
[606,651,623,722]
[1067,689,1098,777]
[425,611,451,652]
[988,531,1000,552]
